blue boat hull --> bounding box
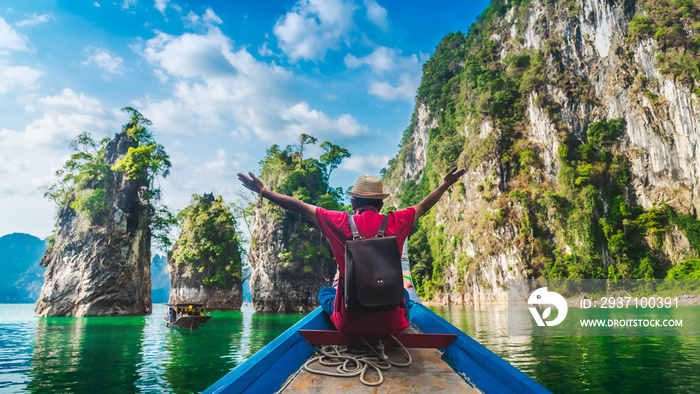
[205,303,550,393]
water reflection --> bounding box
[430,305,700,393]
[0,305,37,392]
[162,309,243,393]
[0,304,306,393]
[248,310,305,359]
[27,315,146,393]
[159,305,304,393]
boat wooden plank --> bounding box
[279,346,479,393]
[409,304,551,393]
[205,305,551,393]
[299,330,456,349]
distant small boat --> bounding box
[163,303,211,330]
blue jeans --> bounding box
[317,287,413,317]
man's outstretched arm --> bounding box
[237,172,319,227]
[412,167,466,224]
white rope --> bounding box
[303,335,412,387]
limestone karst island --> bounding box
[1,0,700,393]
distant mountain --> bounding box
[151,254,170,303]
[0,233,47,303]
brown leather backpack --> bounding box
[342,214,404,312]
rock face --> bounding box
[167,193,243,309]
[36,132,152,317]
[248,200,335,312]
[384,0,700,304]
[167,253,242,309]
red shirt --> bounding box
[315,206,416,336]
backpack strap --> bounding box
[376,215,389,238]
[348,214,362,240]
[349,213,389,238]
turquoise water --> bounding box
[0,304,304,393]
[1,303,699,393]
[430,304,700,393]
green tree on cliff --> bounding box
[320,141,350,180]
[171,194,245,287]
[382,0,700,298]
[257,137,350,272]
[43,107,175,249]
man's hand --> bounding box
[413,166,465,223]
[237,170,319,226]
[237,172,265,194]
[442,167,466,187]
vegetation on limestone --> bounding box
[43,107,174,249]
[171,194,245,287]
[257,136,350,273]
[383,0,700,298]
[628,0,700,94]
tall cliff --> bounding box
[168,193,244,309]
[384,0,700,304]
[248,143,342,312]
[36,108,171,316]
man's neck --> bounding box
[354,206,379,214]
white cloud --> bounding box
[0,89,123,237]
[363,0,387,31]
[345,46,423,101]
[182,7,222,29]
[195,148,249,178]
[368,73,419,101]
[344,46,419,74]
[15,13,55,27]
[93,2,100,7]
[143,30,237,79]
[0,17,29,53]
[154,0,169,14]
[0,19,41,94]
[122,0,138,10]
[203,8,223,25]
[0,88,120,195]
[138,20,368,143]
[0,63,42,93]
[258,42,275,57]
[273,0,358,61]
[281,102,367,137]
[339,153,390,174]
[153,68,168,82]
[82,47,124,75]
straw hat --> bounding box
[346,175,389,200]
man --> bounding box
[237,167,465,336]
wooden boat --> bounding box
[203,302,551,393]
[163,303,211,330]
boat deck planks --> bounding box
[279,344,479,393]
[205,305,549,393]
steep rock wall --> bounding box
[385,0,700,304]
[167,250,242,309]
[248,200,335,313]
[36,132,152,317]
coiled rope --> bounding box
[303,335,412,386]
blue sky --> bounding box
[0,0,489,239]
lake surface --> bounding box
[429,304,700,393]
[0,304,304,393]
[1,303,698,393]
